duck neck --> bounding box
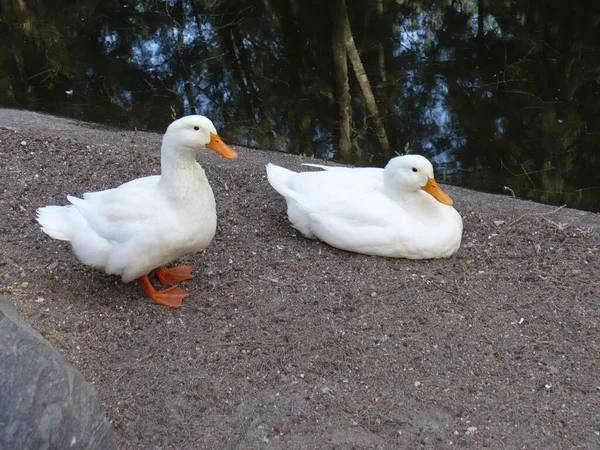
[159,136,206,192]
[383,175,410,204]
[385,177,443,218]
[387,188,422,207]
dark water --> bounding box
[1,0,599,211]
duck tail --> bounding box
[36,205,73,241]
[265,163,295,196]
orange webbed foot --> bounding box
[151,265,194,286]
[139,274,189,308]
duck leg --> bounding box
[151,265,194,286]
[139,274,189,308]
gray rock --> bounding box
[0,296,115,450]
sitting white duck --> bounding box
[266,154,463,259]
[37,115,237,308]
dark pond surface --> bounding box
[1,0,599,211]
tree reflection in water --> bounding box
[0,0,598,211]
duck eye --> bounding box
[193,126,199,131]
[412,168,418,172]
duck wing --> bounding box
[294,189,411,256]
[67,175,165,244]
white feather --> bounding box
[37,115,236,283]
[266,155,463,259]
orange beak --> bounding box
[422,177,453,205]
[207,133,237,159]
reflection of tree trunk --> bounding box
[341,0,390,155]
[378,0,399,137]
[375,0,387,86]
[261,0,282,30]
[178,32,197,115]
[169,0,196,114]
[332,0,356,160]
[280,0,314,155]
[221,28,255,116]
[374,0,392,122]
[231,31,260,101]
[476,0,485,60]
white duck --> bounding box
[37,115,237,308]
[266,154,463,259]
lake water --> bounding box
[1,0,599,211]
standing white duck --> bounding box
[266,154,463,259]
[37,115,237,308]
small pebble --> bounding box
[20,141,27,146]
[466,426,477,435]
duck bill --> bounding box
[422,177,453,205]
[208,133,237,159]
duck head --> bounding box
[384,154,453,205]
[165,115,237,159]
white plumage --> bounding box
[266,154,463,259]
[37,115,237,307]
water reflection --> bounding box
[1,0,598,211]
